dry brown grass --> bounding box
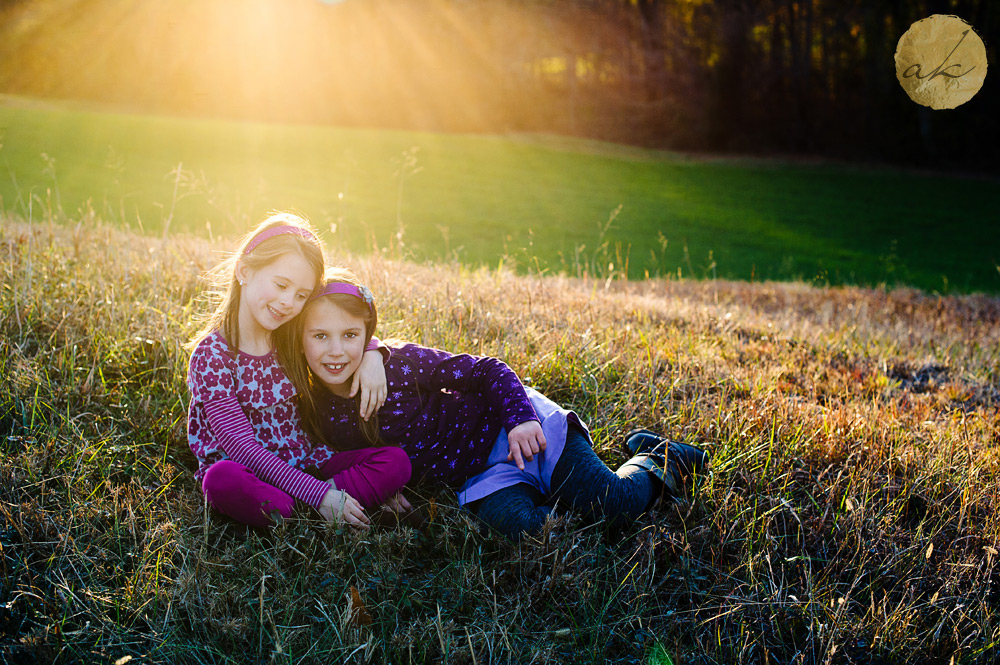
[2,216,998,663]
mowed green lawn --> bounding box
[2,98,997,292]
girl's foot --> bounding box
[621,428,710,476]
[618,430,709,501]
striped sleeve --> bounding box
[203,395,331,509]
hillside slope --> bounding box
[1,215,998,663]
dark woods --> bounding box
[0,0,996,169]
[476,0,998,169]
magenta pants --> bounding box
[202,447,411,528]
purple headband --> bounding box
[311,281,375,312]
[245,225,318,254]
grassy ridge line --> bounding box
[1,216,999,663]
[2,100,1000,293]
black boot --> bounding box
[622,428,710,476]
[619,430,709,504]
[621,428,664,457]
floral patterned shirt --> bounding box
[186,330,338,508]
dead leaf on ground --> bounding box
[348,585,373,627]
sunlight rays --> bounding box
[0,0,576,135]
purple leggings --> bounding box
[202,447,411,528]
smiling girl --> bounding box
[280,268,709,540]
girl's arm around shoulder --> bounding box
[349,337,390,421]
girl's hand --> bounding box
[382,492,413,514]
[319,486,370,529]
[507,420,547,470]
[350,350,387,421]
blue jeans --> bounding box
[468,424,654,539]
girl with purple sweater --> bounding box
[279,268,710,539]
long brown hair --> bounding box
[277,267,382,449]
[187,212,326,355]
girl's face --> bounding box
[301,298,367,397]
[237,252,317,346]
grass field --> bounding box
[2,98,999,294]
[1,214,998,663]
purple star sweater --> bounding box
[313,342,546,487]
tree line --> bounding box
[488,0,997,169]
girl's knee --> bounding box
[202,459,249,495]
[475,502,551,540]
[372,446,412,489]
[203,460,294,528]
[257,495,295,523]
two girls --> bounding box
[185,214,411,529]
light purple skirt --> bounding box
[457,387,588,505]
